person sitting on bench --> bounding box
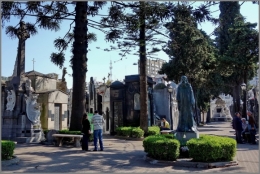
[241,118,249,142]
[160,118,170,131]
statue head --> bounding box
[180,76,188,84]
[63,67,67,73]
[26,79,31,84]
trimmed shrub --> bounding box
[131,127,144,138]
[187,134,236,162]
[2,140,15,160]
[116,127,133,137]
[115,127,122,136]
[162,134,175,139]
[147,126,160,136]
[143,135,180,161]
[58,129,81,135]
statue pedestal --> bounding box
[175,131,199,145]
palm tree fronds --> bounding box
[5,26,18,39]
[54,38,68,51]
[25,22,38,36]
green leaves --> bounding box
[131,127,144,138]
[147,126,160,135]
[50,52,65,69]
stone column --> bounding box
[16,21,30,77]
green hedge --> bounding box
[131,127,144,138]
[58,129,82,135]
[58,130,93,142]
[143,135,180,161]
[2,140,15,160]
[147,126,160,136]
[162,134,175,139]
[116,127,133,137]
[116,126,160,137]
[187,134,236,162]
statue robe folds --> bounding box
[176,76,197,132]
[6,90,16,111]
[25,93,40,125]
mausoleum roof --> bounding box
[24,71,56,79]
[110,80,124,89]
[124,74,155,84]
[154,83,166,90]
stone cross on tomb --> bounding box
[32,58,35,71]
[15,21,30,77]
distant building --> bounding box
[1,76,9,82]
[138,58,166,77]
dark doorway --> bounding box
[106,107,109,131]
[97,94,102,114]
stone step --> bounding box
[15,137,42,143]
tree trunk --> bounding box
[201,109,205,124]
[242,69,248,119]
[232,84,241,114]
[139,1,148,133]
[70,2,88,131]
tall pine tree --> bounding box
[214,2,259,115]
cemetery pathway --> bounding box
[1,122,259,173]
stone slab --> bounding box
[175,131,199,145]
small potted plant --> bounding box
[179,146,189,158]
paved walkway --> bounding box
[1,122,259,173]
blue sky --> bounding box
[1,1,259,89]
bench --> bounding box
[52,134,83,147]
[160,130,174,134]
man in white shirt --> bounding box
[91,110,105,151]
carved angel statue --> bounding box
[6,90,16,111]
[25,79,34,92]
[24,93,40,124]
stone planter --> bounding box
[144,155,238,168]
[2,156,20,166]
[179,150,189,158]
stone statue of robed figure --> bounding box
[176,76,197,132]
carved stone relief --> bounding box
[24,93,41,124]
[6,90,16,111]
